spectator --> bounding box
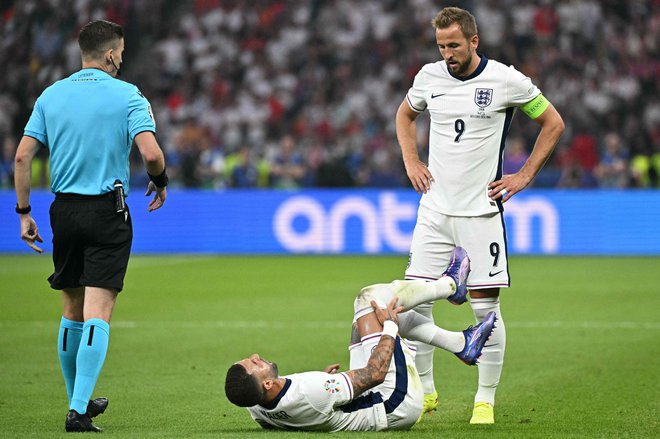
[594,132,630,188]
[269,134,305,188]
[630,144,660,188]
[503,137,530,175]
[0,135,16,188]
[229,147,260,188]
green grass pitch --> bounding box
[0,255,658,438]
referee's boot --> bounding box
[87,397,108,418]
[444,247,471,305]
[65,410,102,433]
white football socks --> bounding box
[470,297,506,406]
[392,278,456,310]
[354,278,456,320]
[408,302,436,395]
[397,310,465,353]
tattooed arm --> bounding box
[345,333,396,395]
[344,298,403,396]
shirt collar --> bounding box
[448,54,489,82]
[259,378,291,410]
[71,68,113,80]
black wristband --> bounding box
[15,204,31,214]
[148,168,169,188]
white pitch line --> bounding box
[2,321,660,330]
[127,257,201,268]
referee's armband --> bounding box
[521,94,549,119]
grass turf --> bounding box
[0,255,658,438]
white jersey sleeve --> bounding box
[505,65,540,107]
[406,68,430,113]
[300,371,354,410]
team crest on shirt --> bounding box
[324,378,342,394]
[474,88,493,108]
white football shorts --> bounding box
[405,205,510,289]
[348,336,423,430]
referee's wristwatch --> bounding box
[15,204,31,215]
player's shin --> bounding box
[392,278,457,309]
[470,297,506,405]
[356,279,456,316]
[409,303,436,395]
[397,310,464,353]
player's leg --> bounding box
[355,244,470,316]
[404,206,454,416]
[355,270,471,356]
[456,213,509,424]
[352,299,425,430]
[352,288,497,428]
[468,290,504,424]
[396,309,496,366]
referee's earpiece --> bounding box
[108,56,121,76]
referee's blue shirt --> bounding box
[24,68,156,196]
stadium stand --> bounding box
[0,0,658,189]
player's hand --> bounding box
[324,363,341,374]
[20,215,44,253]
[404,158,434,194]
[488,172,531,203]
[145,181,167,212]
[371,297,404,326]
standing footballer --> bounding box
[14,20,168,432]
[395,7,564,424]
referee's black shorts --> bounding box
[48,192,133,292]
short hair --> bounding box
[225,364,264,407]
[78,20,123,58]
[432,7,478,40]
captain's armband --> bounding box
[521,94,549,119]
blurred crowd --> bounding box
[0,0,658,190]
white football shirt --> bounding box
[406,55,540,216]
[247,337,421,431]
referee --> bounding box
[14,20,167,433]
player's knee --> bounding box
[354,286,373,314]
